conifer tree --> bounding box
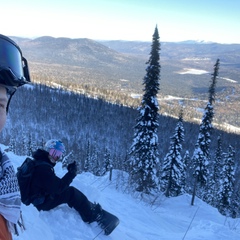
[213,136,223,183]
[31,139,37,154]
[9,136,16,153]
[183,150,191,192]
[84,140,91,172]
[230,189,240,218]
[161,109,185,197]
[22,132,28,155]
[40,138,45,149]
[212,136,223,204]
[27,133,33,156]
[102,147,112,175]
[203,136,223,206]
[93,159,101,176]
[129,26,160,194]
[217,145,235,216]
[91,144,98,173]
[191,59,220,205]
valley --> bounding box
[12,36,240,132]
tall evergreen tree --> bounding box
[91,144,99,174]
[191,59,220,205]
[129,26,160,194]
[161,109,185,197]
[213,136,223,184]
[183,150,191,192]
[102,147,112,175]
[230,188,240,218]
[8,135,16,153]
[84,140,91,172]
[217,145,235,217]
[203,135,223,206]
[93,159,101,176]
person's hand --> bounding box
[67,161,77,175]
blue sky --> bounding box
[1,0,239,43]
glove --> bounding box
[67,161,77,175]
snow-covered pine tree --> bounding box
[183,150,191,192]
[217,145,235,217]
[160,109,185,197]
[93,159,101,176]
[8,135,16,153]
[21,132,28,155]
[26,133,35,156]
[191,59,220,205]
[212,136,223,206]
[84,140,91,172]
[40,138,45,149]
[102,147,112,175]
[203,135,223,206]
[91,144,99,175]
[31,138,37,154]
[230,188,240,218]
[129,26,160,194]
[213,136,223,184]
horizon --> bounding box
[1,0,240,44]
[9,35,238,45]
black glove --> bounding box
[67,161,77,175]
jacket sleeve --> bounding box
[33,165,76,195]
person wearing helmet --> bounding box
[29,139,117,234]
[0,34,31,239]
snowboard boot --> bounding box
[91,203,120,235]
[89,203,119,235]
[89,203,103,223]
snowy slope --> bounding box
[2,148,239,240]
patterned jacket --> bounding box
[0,148,22,234]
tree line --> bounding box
[127,27,239,218]
[1,27,240,219]
[1,71,239,218]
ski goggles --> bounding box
[0,34,31,92]
[49,148,64,161]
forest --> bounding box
[2,83,239,165]
[0,82,239,212]
[13,35,240,128]
[1,30,240,219]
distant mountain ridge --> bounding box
[14,36,125,67]
[8,35,240,128]
[98,39,240,63]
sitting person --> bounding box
[28,139,119,235]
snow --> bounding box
[178,68,209,75]
[182,57,211,61]
[130,93,142,99]
[219,77,237,83]
[2,147,239,240]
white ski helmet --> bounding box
[44,139,66,153]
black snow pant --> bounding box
[36,186,94,222]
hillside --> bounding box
[10,36,240,129]
[1,148,239,240]
[3,83,240,193]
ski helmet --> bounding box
[0,34,31,111]
[45,139,66,162]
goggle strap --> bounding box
[6,90,15,113]
[22,57,31,83]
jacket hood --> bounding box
[32,149,55,166]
